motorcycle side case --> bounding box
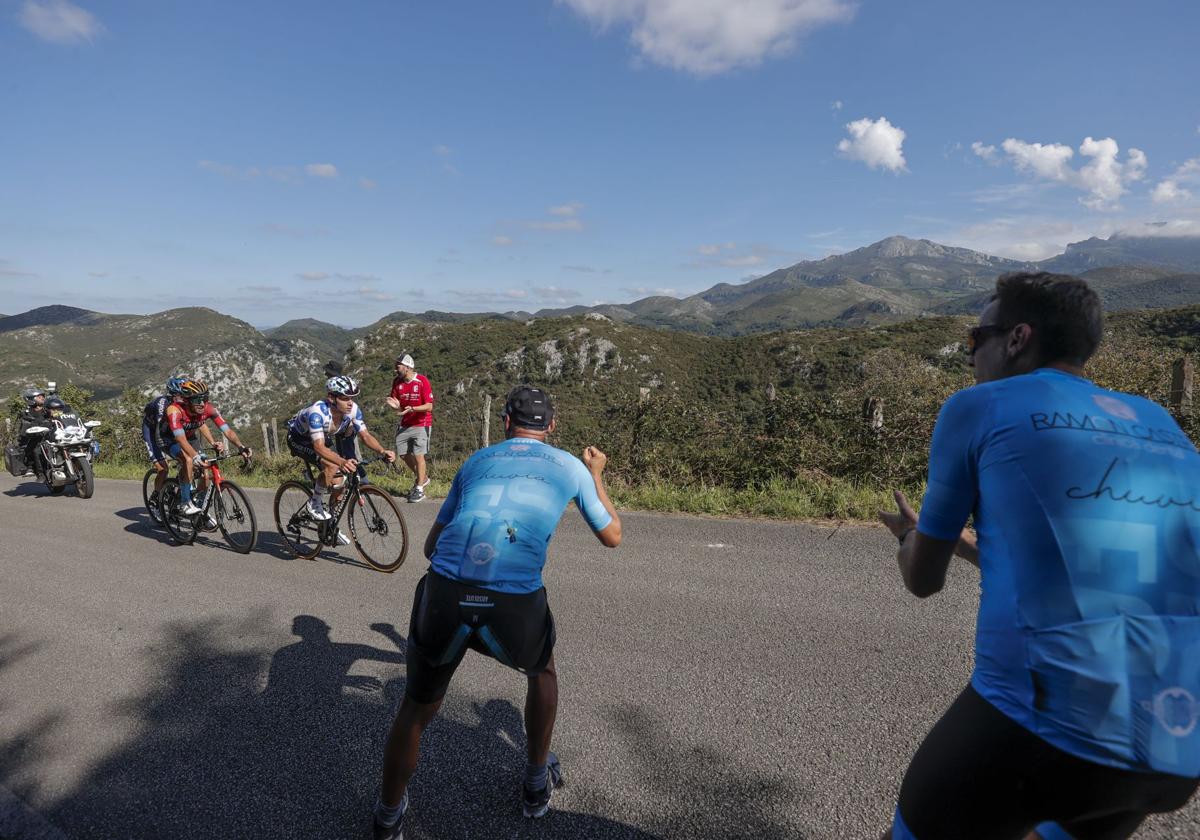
[4,444,25,477]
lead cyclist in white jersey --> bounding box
[286,376,396,521]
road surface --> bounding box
[0,473,1196,839]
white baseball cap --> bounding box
[396,354,415,368]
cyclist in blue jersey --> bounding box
[878,272,1200,840]
[370,385,621,839]
[284,376,395,527]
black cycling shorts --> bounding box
[286,431,328,466]
[404,571,556,704]
[896,684,1200,840]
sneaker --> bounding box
[336,530,351,546]
[407,486,425,503]
[202,515,220,532]
[522,753,563,819]
[180,500,204,516]
[305,497,332,521]
[417,477,430,490]
[371,793,408,840]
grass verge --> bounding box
[94,459,920,522]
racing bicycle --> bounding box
[158,451,258,553]
[272,455,409,572]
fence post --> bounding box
[862,396,884,435]
[260,421,272,457]
[1170,357,1194,415]
[270,418,280,459]
[481,395,492,448]
[766,383,776,402]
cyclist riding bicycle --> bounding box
[142,376,218,512]
[162,380,252,516]
[285,376,396,531]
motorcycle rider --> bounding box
[17,387,48,476]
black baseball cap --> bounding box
[503,385,555,430]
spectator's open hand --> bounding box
[385,396,401,410]
[878,489,918,540]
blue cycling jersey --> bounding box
[919,368,1200,776]
[430,437,612,594]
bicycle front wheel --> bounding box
[273,480,323,560]
[347,486,409,572]
[159,478,198,545]
[142,468,163,524]
[215,480,258,554]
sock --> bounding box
[180,481,193,504]
[525,761,548,792]
[374,791,407,826]
[310,485,326,510]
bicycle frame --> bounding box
[303,455,386,537]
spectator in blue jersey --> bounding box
[878,272,1200,840]
[370,385,622,838]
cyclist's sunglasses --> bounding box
[966,323,1013,356]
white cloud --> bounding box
[971,141,998,164]
[533,286,583,302]
[993,136,1147,210]
[622,286,678,297]
[87,271,108,278]
[530,218,585,232]
[837,116,907,173]
[18,0,103,45]
[359,177,378,191]
[720,254,765,267]
[297,272,331,282]
[559,0,855,76]
[831,100,843,111]
[549,202,584,217]
[433,145,452,157]
[305,163,338,179]
[353,287,394,302]
[198,159,242,179]
[1152,158,1200,204]
[492,235,514,246]
[697,241,736,255]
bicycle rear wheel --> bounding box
[273,480,323,560]
[159,478,198,545]
[347,485,409,572]
[215,480,258,554]
[141,468,163,524]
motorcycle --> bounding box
[22,412,102,498]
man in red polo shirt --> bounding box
[386,353,434,502]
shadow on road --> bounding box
[0,613,666,839]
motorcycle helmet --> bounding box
[21,387,45,407]
[45,396,67,417]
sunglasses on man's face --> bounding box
[966,324,1013,356]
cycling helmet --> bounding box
[178,380,209,400]
[326,375,360,398]
[166,376,188,396]
[45,396,67,416]
[21,387,45,407]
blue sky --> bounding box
[2,0,1199,327]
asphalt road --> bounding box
[0,473,1197,840]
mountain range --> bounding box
[3,231,1199,430]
